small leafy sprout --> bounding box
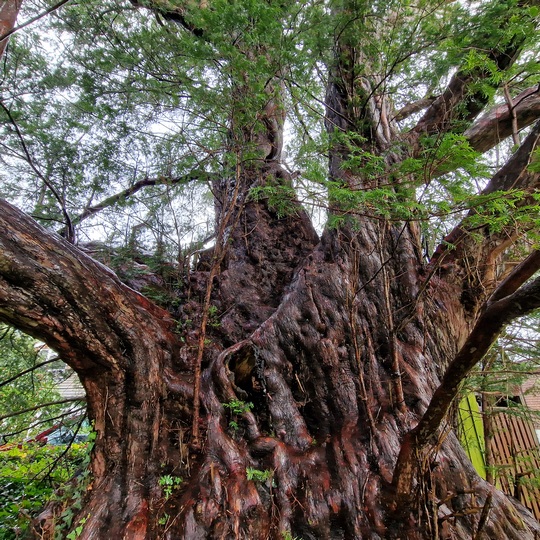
[281,532,301,540]
[223,400,254,432]
[223,399,254,415]
[246,467,273,483]
[208,304,221,327]
[158,513,170,526]
[159,474,183,499]
[66,515,89,540]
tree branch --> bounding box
[0,0,71,52]
[409,3,535,145]
[66,170,212,231]
[0,356,59,388]
[393,96,437,122]
[393,272,540,499]
[0,198,176,373]
[465,86,540,153]
[129,0,204,37]
[0,397,85,421]
[0,0,22,59]
[489,249,540,302]
[428,120,540,276]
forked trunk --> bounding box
[1,177,538,539]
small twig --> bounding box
[0,357,59,387]
[473,493,492,540]
[0,100,75,242]
[1,406,86,444]
[0,398,85,421]
[191,160,243,448]
[0,0,72,45]
[32,413,87,482]
[503,84,520,147]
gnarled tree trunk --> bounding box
[1,158,540,539]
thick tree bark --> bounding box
[3,131,540,540]
[0,199,192,538]
[1,168,539,539]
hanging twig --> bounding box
[33,413,88,482]
[0,356,59,387]
[0,100,76,242]
[0,398,85,421]
[190,159,243,448]
[503,84,520,147]
[1,406,86,444]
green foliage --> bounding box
[158,512,170,526]
[336,132,386,179]
[246,467,273,483]
[0,0,538,259]
[223,400,254,433]
[528,148,540,173]
[0,326,66,442]
[321,129,495,229]
[281,532,301,540]
[0,441,90,540]
[462,190,540,237]
[66,515,89,540]
[159,474,183,499]
[223,400,254,416]
[207,305,221,328]
[249,184,298,217]
[139,285,177,308]
[52,429,95,540]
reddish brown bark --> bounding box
[393,272,540,502]
[464,86,540,154]
[1,174,539,539]
[0,0,22,58]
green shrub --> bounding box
[0,442,89,540]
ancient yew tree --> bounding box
[1,0,540,538]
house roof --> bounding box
[56,372,85,400]
[521,377,540,426]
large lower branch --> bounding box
[393,272,540,499]
[0,198,175,372]
[0,200,198,540]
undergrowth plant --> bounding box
[0,439,91,540]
